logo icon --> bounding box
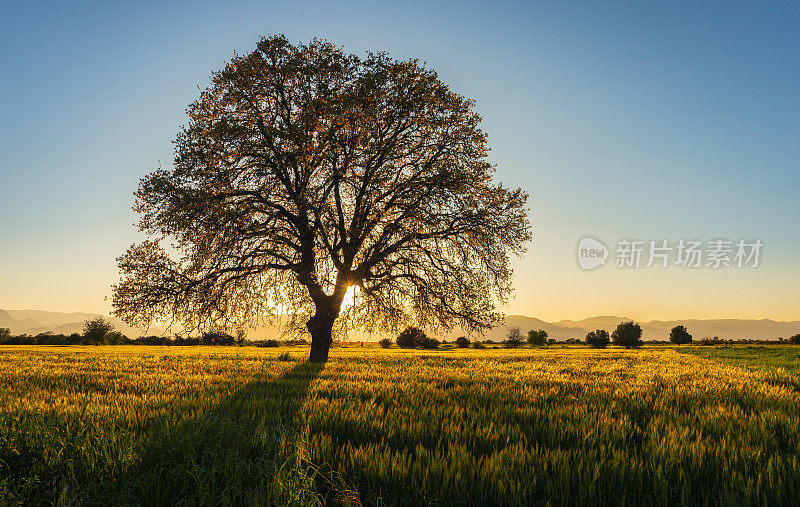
[578,237,608,270]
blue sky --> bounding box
[1,1,798,320]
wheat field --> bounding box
[0,345,798,505]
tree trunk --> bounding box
[307,310,337,363]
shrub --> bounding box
[527,329,548,346]
[261,339,280,347]
[472,342,486,349]
[82,317,115,344]
[455,336,471,348]
[789,334,800,345]
[612,321,643,348]
[104,331,128,345]
[396,326,427,349]
[505,327,524,348]
[585,329,610,348]
[0,328,10,343]
[669,325,693,345]
[420,337,440,349]
[174,335,202,346]
[201,331,236,346]
[136,335,172,346]
[379,338,393,349]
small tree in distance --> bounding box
[527,329,548,346]
[378,338,393,349]
[455,336,471,348]
[612,321,643,348]
[669,325,692,345]
[82,317,115,344]
[505,327,524,348]
[585,329,610,348]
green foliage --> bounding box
[455,336,471,348]
[585,329,610,348]
[419,337,440,350]
[0,328,10,343]
[527,329,548,346]
[669,325,693,344]
[396,327,427,349]
[612,321,643,348]
[82,317,116,344]
[201,331,236,346]
[505,326,524,348]
[378,338,393,349]
[789,334,800,345]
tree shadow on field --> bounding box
[107,360,325,506]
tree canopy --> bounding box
[112,35,531,361]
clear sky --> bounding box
[1,1,798,321]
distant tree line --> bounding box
[0,317,308,347]
[1,318,798,348]
[376,323,800,349]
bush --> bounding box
[527,329,548,346]
[201,331,236,346]
[396,326,427,349]
[455,336,471,348]
[420,337,440,349]
[612,321,643,348]
[136,335,172,346]
[261,339,280,347]
[505,327,524,348]
[379,338,393,349]
[0,328,10,343]
[789,334,800,344]
[585,329,610,348]
[669,325,693,345]
[174,335,202,346]
[472,342,486,349]
[104,330,128,345]
[82,317,115,344]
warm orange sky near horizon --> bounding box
[1,237,798,323]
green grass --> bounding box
[679,344,800,372]
[1,345,799,505]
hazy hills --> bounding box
[0,309,166,337]
[1,309,798,341]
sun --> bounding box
[342,284,359,309]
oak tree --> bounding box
[112,35,531,362]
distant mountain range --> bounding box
[1,309,798,341]
[0,309,167,338]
